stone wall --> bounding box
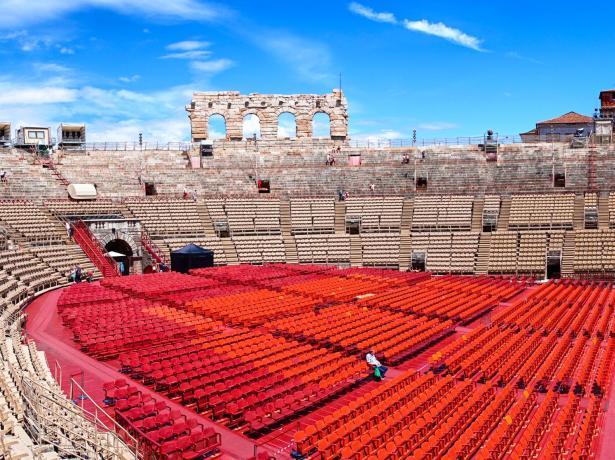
[186,90,348,142]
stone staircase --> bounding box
[195,201,217,236]
[598,192,610,229]
[220,239,239,265]
[279,200,292,235]
[350,235,362,267]
[561,231,575,277]
[498,196,512,230]
[283,235,298,264]
[475,233,491,275]
[471,196,484,232]
[334,201,346,234]
[400,198,413,235]
[398,234,411,270]
[573,194,585,230]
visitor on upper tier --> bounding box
[65,221,72,239]
[182,189,189,200]
[369,183,375,192]
[0,169,6,182]
[402,154,410,164]
[366,349,388,381]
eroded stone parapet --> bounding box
[186,90,348,142]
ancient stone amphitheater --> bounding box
[0,92,614,459]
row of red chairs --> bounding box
[103,380,222,459]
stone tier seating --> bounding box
[0,202,66,244]
[487,231,564,275]
[232,236,286,264]
[127,199,208,238]
[295,235,350,264]
[411,232,479,274]
[0,150,67,200]
[206,199,281,235]
[290,198,335,234]
[157,237,227,265]
[412,196,473,232]
[30,244,101,281]
[345,197,403,233]
[360,234,400,267]
[0,248,60,294]
[574,230,615,273]
[508,194,574,230]
[585,193,597,208]
[46,200,129,219]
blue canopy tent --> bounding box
[170,243,214,273]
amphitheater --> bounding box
[0,89,614,460]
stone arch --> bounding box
[207,113,227,139]
[277,111,297,139]
[98,230,139,256]
[242,112,262,139]
[312,111,331,139]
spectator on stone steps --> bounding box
[366,349,388,381]
[0,170,6,183]
[74,265,82,283]
[65,221,72,239]
[369,183,375,193]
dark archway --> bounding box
[105,239,133,275]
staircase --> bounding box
[334,201,346,234]
[400,198,413,235]
[498,196,512,230]
[598,192,610,229]
[280,200,292,235]
[475,233,491,275]
[350,235,362,267]
[398,234,412,271]
[561,232,575,277]
[221,239,239,265]
[41,159,70,186]
[573,194,585,230]
[587,149,597,191]
[141,226,168,264]
[471,197,485,232]
[72,221,119,277]
[283,235,299,264]
[195,201,216,236]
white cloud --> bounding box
[259,33,332,82]
[190,58,234,74]
[403,19,483,51]
[417,122,458,131]
[351,129,404,142]
[37,63,71,73]
[349,2,484,51]
[0,81,78,104]
[0,0,230,29]
[119,74,141,83]
[242,114,261,139]
[59,46,74,54]
[348,2,397,24]
[161,50,211,60]
[166,40,210,51]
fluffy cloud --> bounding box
[403,19,483,51]
[119,74,141,83]
[190,59,234,74]
[349,2,484,51]
[166,40,210,51]
[348,2,396,24]
[0,0,230,29]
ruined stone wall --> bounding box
[186,90,348,142]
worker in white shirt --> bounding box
[366,349,388,381]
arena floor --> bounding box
[23,265,615,459]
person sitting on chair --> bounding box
[366,349,388,381]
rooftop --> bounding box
[537,111,593,125]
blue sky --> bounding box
[0,0,613,142]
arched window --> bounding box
[277,112,297,139]
[208,114,226,139]
[312,112,331,138]
[243,114,261,139]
